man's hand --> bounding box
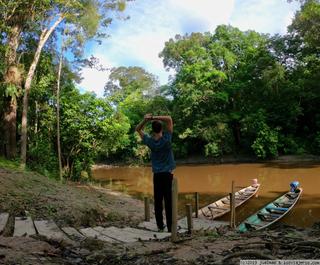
[144,113,153,121]
[136,114,152,139]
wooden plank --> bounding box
[61,227,85,241]
[0,213,9,234]
[122,227,170,240]
[90,226,102,233]
[138,220,158,231]
[98,226,138,243]
[79,227,116,243]
[178,217,228,231]
[13,217,36,237]
[34,220,73,244]
[79,227,100,238]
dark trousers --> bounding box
[153,172,173,232]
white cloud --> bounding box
[78,0,299,97]
[169,0,235,31]
[230,0,300,34]
[78,55,112,97]
[79,0,235,96]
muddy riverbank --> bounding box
[1,158,320,264]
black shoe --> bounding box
[158,225,166,232]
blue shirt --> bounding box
[143,132,176,173]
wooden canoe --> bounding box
[237,188,303,232]
[197,182,261,221]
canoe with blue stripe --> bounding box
[237,187,302,232]
[197,181,261,221]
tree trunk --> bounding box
[20,16,64,169]
[4,98,17,158]
[3,24,22,159]
[34,101,39,134]
[57,42,64,180]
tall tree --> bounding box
[56,35,65,180]
[19,0,129,169]
[287,0,320,152]
[0,0,35,158]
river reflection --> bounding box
[92,162,320,228]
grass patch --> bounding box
[0,157,144,228]
[0,157,20,170]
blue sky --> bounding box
[79,0,300,97]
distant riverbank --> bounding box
[93,154,320,169]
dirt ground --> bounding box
[1,165,320,265]
[1,223,320,265]
[0,167,145,230]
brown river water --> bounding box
[92,162,320,228]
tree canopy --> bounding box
[0,0,319,179]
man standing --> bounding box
[135,113,176,232]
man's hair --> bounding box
[152,121,162,133]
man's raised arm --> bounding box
[152,115,173,133]
[135,113,152,139]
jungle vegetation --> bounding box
[0,0,319,180]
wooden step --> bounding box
[0,213,9,234]
[14,217,36,237]
[138,220,159,231]
[79,227,116,243]
[97,226,138,243]
[122,227,170,240]
[61,227,85,241]
[178,217,228,231]
[34,220,73,245]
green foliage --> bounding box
[28,135,59,178]
[278,135,301,154]
[103,66,166,162]
[2,0,320,178]
[289,0,320,48]
[312,132,320,154]
[60,89,130,180]
[205,142,220,157]
[132,144,150,162]
[0,157,20,170]
[251,124,279,159]
[160,25,278,157]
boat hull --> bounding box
[238,188,303,232]
[197,183,261,220]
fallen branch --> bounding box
[222,251,274,262]
[173,236,194,243]
[31,251,60,257]
[0,243,12,249]
[292,241,320,249]
[142,246,174,256]
[293,246,320,253]
[233,242,266,248]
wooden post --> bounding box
[194,192,199,218]
[186,204,193,233]
[232,181,236,228]
[171,178,178,242]
[230,181,236,229]
[229,192,233,228]
[144,197,150,222]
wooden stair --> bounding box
[0,210,228,244]
[0,212,176,244]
